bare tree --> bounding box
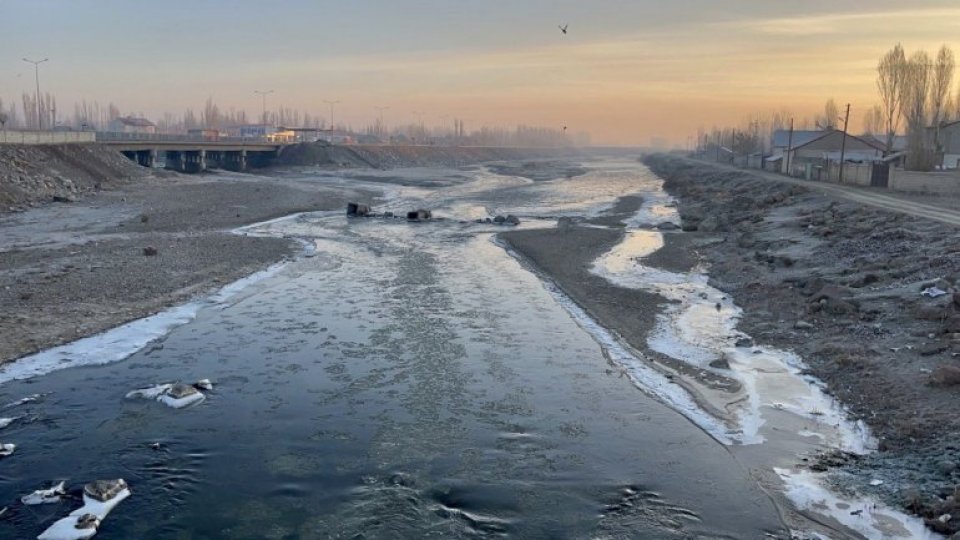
[820,98,839,130]
[903,50,934,170]
[930,45,955,157]
[862,105,884,135]
[877,43,907,152]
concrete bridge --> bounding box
[95,132,287,173]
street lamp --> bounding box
[323,100,340,129]
[254,90,274,126]
[23,57,48,130]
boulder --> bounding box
[928,365,960,386]
[407,209,432,221]
[142,246,158,257]
[493,215,506,223]
[84,479,128,502]
[346,202,370,217]
[505,215,520,225]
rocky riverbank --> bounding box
[0,143,149,211]
[643,153,960,534]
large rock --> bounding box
[928,365,960,386]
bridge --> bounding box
[95,132,287,173]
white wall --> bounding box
[0,130,96,145]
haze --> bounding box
[3,0,960,145]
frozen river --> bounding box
[0,160,792,538]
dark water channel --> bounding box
[0,161,786,538]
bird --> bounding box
[558,24,568,35]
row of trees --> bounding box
[876,43,955,170]
[699,44,960,171]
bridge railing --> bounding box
[0,130,97,145]
[95,131,272,144]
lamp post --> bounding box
[23,57,48,129]
[323,100,340,129]
[254,90,274,126]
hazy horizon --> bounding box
[4,0,960,145]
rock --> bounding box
[84,479,128,502]
[505,215,520,225]
[698,215,720,232]
[928,365,960,386]
[795,320,814,330]
[167,383,199,400]
[916,304,949,321]
[142,246,158,256]
[735,337,753,348]
[657,222,679,231]
[493,215,506,223]
[51,194,76,203]
[75,513,100,529]
[139,214,149,223]
[938,460,957,475]
[921,342,950,356]
[709,358,730,370]
[680,223,698,232]
[383,211,394,218]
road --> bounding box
[695,159,960,227]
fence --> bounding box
[0,130,96,145]
[888,169,960,196]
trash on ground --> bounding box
[0,443,15,457]
[346,203,371,217]
[921,287,948,298]
[37,479,130,540]
[22,481,67,505]
[407,209,432,221]
[126,380,212,409]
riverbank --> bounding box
[643,153,960,534]
[0,172,376,364]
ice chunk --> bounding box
[126,381,209,409]
[22,481,66,505]
[0,443,15,457]
[0,417,19,429]
[37,480,130,540]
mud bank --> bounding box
[644,153,960,534]
[0,143,148,211]
[275,142,579,169]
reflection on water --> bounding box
[0,159,786,538]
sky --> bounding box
[3,0,960,145]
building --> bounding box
[772,129,884,177]
[187,128,222,140]
[109,116,156,134]
[933,120,960,169]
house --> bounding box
[773,129,884,177]
[109,116,156,134]
[933,120,960,168]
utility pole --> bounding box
[254,90,274,126]
[323,100,340,130]
[785,118,794,175]
[23,57,48,130]
[838,103,851,183]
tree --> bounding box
[903,50,933,170]
[930,45,955,157]
[820,98,839,130]
[862,105,883,135]
[877,43,907,152]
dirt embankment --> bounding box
[275,143,577,169]
[0,144,148,211]
[644,153,960,533]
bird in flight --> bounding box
[558,24,568,35]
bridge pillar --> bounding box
[223,150,248,172]
[181,150,206,173]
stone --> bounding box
[139,214,149,223]
[75,513,100,530]
[920,342,950,356]
[795,320,814,330]
[166,383,199,400]
[928,365,960,386]
[84,479,128,502]
[493,215,506,223]
[142,246,158,256]
[407,209,432,221]
[51,194,76,203]
[735,337,753,348]
[505,215,520,225]
[346,203,370,217]
[657,222,680,231]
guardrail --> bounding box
[0,130,97,145]
[94,131,274,144]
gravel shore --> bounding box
[0,172,375,364]
[643,154,960,534]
